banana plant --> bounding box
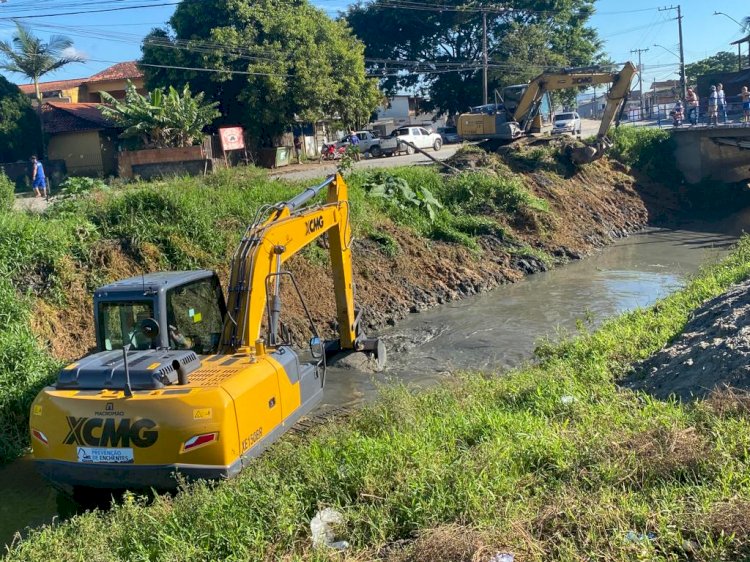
[100,82,220,149]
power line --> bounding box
[0,2,179,19]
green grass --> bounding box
[609,127,682,184]
[349,166,546,252]
[7,236,750,561]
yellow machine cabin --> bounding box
[30,174,384,493]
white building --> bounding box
[372,95,446,135]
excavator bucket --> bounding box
[569,145,599,165]
[568,137,613,165]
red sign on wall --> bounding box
[219,127,245,151]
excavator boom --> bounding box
[222,173,361,353]
[513,63,637,133]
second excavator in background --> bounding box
[457,62,638,163]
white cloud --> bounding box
[62,46,87,60]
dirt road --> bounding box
[270,143,463,182]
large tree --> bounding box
[141,0,381,142]
[346,0,601,116]
[0,74,42,162]
[685,51,741,85]
[0,22,84,106]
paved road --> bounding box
[270,143,463,182]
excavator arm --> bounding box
[220,173,373,356]
[591,62,638,143]
[511,62,637,164]
[512,66,631,126]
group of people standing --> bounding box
[676,84,750,126]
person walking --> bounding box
[686,87,699,125]
[707,85,719,126]
[30,155,46,198]
[741,86,750,124]
[349,130,360,162]
[717,83,727,124]
[293,135,303,164]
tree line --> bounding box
[4,1,747,158]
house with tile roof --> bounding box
[18,61,145,104]
[42,101,120,176]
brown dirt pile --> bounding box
[628,279,750,399]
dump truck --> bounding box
[30,174,384,494]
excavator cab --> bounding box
[94,270,225,355]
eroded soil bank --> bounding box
[34,156,673,364]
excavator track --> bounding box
[290,404,355,435]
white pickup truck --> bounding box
[371,126,444,157]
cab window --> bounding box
[166,277,225,354]
[98,301,155,351]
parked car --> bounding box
[437,126,461,144]
[552,112,581,136]
[392,126,443,153]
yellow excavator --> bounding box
[30,173,384,494]
[457,62,638,163]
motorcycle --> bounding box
[320,143,347,161]
[670,103,684,127]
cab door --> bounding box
[419,128,433,148]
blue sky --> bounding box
[0,0,746,89]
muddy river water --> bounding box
[2,215,748,548]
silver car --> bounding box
[552,112,581,136]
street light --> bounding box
[713,12,745,71]
[713,11,742,27]
[653,44,679,59]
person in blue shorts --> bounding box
[742,86,750,124]
[31,155,46,198]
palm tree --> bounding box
[0,22,84,105]
[0,22,84,156]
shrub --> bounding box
[363,172,443,221]
[58,176,108,198]
[609,127,681,183]
[445,172,549,214]
[0,170,14,213]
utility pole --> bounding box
[482,11,488,105]
[659,5,686,99]
[592,84,597,119]
[631,48,649,119]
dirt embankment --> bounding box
[628,279,750,400]
[32,155,678,362]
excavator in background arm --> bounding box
[457,62,638,163]
[30,173,384,494]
